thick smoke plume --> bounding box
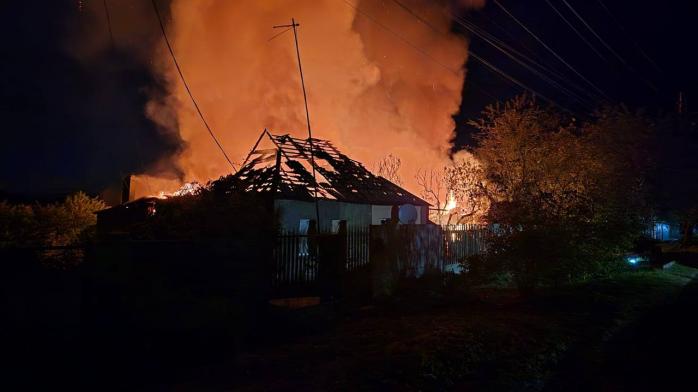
[137,0,480,197]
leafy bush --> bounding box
[468,96,651,290]
[0,192,105,249]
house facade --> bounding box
[96,131,430,236]
[274,199,428,232]
[235,131,430,232]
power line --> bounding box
[150,0,237,172]
[477,35,592,109]
[344,0,571,112]
[272,18,321,226]
[465,77,501,102]
[543,0,608,62]
[387,0,578,111]
[594,0,664,76]
[453,14,572,85]
[268,26,292,42]
[102,0,114,48]
[479,11,539,59]
[341,0,461,75]
[444,9,596,109]
[343,0,514,101]
[342,0,497,100]
[559,0,659,93]
[492,0,611,101]
[469,52,571,113]
[394,0,574,98]
[560,0,626,66]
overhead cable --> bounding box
[150,0,237,172]
[492,0,611,101]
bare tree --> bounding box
[377,154,402,185]
[444,158,490,224]
[416,159,490,225]
[416,167,448,224]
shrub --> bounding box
[1,192,105,247]
[469,97,651,290]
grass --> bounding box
[169,265,698,391]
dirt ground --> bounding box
[166,266,697,391]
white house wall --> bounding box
[371,205,392,225]
[417,206,427,224]
[276,199,429,231]
[372,205,427,224]
[275,199,372,232]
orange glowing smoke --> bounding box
[136,0,482,198]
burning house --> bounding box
[235,130,430,232]
[97,130,430,237]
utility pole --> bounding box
[273,18,321,226]
[678,91,685,115]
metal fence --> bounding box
[273,230,320,287]
[272,224,490,291]
[346,226,370,271]
[369,224,490,277]
[441,224,489,267]
[272,227,371,290]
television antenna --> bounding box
[273,18,320,226]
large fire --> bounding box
[444,190,457,212]
[155,181,202,199]
[79,1,485,199]
[136,0,483,198]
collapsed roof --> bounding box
[234,130,429,206]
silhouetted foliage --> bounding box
[83,175,278,375]
[126,174,278,241]
[469,96,652,290]
[415,158,489,225]
[0,192,106,249]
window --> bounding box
[299,219,310,234]
[298,219,312,256]
[331,219,346,234]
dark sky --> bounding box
[454,0,698,147]
[0,0,181,198]
[1,0,696,197]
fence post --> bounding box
[317,222,347,302]
[369,223,400,299]
[336,221,348,299]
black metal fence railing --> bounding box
[272,226,372,288]
[272,224,491,293]
[368,224,490,277]
[441,224,489,267]
[273,230,320,287]
[346,226,370,271]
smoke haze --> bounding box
[69,0,482,197]
[132,0,479,196]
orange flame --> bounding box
[444,190,457,212]
[134,0,479,198]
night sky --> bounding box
[1,0,696,197]
[0,0,181,199]
[453,0,698,147]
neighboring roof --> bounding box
[233,130,429,206]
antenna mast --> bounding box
[273,18,321,226]
[678,91,685,115]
